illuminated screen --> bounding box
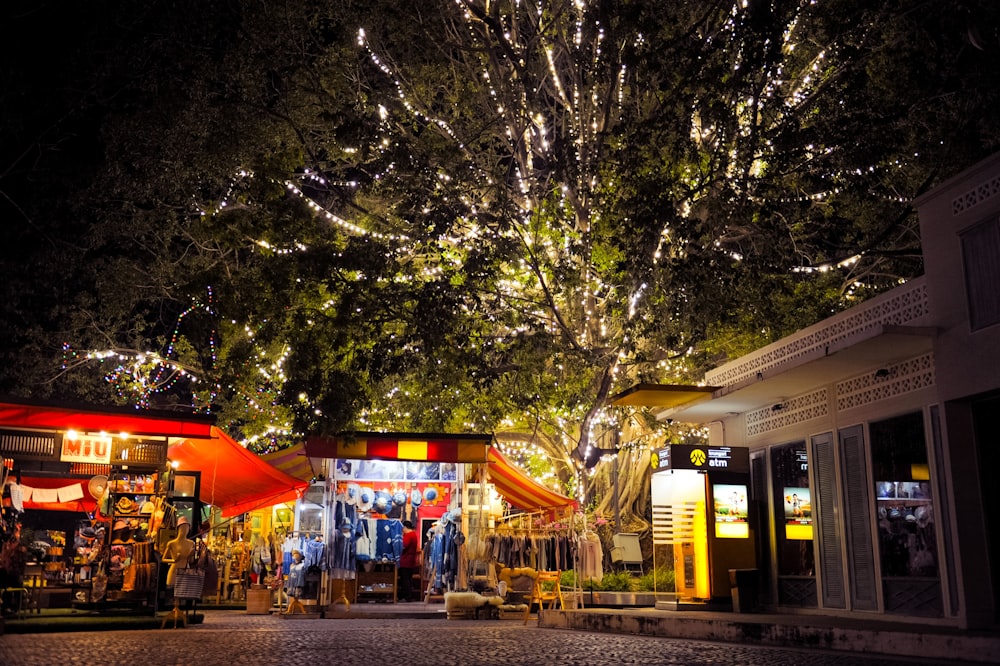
[713,483,749,538]
[783,486,813,540]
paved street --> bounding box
[0,612,977,666]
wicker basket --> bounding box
[246,588,272,615]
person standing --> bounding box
[398,520,418,602]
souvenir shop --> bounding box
[0,398,306,618]
[302,432,580,609]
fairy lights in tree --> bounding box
[61,289,219,410]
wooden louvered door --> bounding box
[812,432,846,609]
[838,424,879,611]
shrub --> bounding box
[636,567,675,592]
[598,570,635,591]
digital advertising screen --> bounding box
[783,486,813,540]
[713,483,749,538]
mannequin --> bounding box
[162,516,195,587]
[161,516,196,628]
[284,549,307,614]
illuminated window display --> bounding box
[870,412,937,578]
[771,443,814,577]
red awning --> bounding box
[0,399,214,438]
[1,399,306,518]
[486,447,577,513]
[169,427,308,517]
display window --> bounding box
[870,412,938,578]
[771,442,814,576]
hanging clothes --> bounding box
[304,537,325,570]
[579,531,603,582]
[375,518,402,563]
[327,500,357,579]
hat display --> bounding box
[410,488,423,507]
[113,519,128,531]
[423,487,438,502]
[177,515,190,528]
[115,496,136,514]
[358,487,374,512]
[339,517,354,534]
[140,500,156,514]
[374,490,392,513]
[346,483,361,506]
[392,490,407,507]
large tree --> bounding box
[2,1,999,529]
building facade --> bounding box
[665,153,1000,629]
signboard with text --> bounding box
[652,444,749,474]
[60,434,113,465]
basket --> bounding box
[173,569,205,600]
[246,588,272,615]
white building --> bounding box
[661,152,1000,628]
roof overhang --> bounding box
[0,396,215,439]
[608,383,718,409]
[663,324,937,423]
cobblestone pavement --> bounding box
[0,612,977,666]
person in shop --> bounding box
[397,520,418,602]
[161,516,195,588]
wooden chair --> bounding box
[523,570,563,624]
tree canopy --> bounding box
[2,0,999,521]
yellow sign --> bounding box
[689,448,706,466]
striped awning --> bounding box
[259,442,318,482]
[486,446,577,512]
[305,432,491,463]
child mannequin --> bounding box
[284,549,307,614]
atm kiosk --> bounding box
[650,444,755,609]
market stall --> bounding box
[0,397,307,617]
[300,432,581,613]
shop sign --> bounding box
[651,444,749,474]
[60,433,113,465]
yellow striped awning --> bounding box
[486,446,577,512]
[259,442,318,482]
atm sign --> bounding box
[652,444,749,474]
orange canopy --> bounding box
[168,427,308,517]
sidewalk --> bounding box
[539,606,1000,664]
[4,601,999,664]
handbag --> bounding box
[173,568,205,599]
